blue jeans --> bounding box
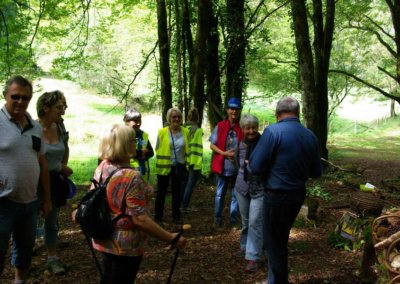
[0,198,39,274]
[236,191,264,261]
[44,206,59,246]
[214,175,238,224]
[181,166,201,208]
[263,189,305,284]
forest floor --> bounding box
[3,148,400,283]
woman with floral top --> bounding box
[74,124,186,283]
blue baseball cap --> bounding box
[227,97,242,109]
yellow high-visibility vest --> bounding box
[186,125,203,170]
[155,126,189,176]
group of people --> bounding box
[0,76,71,283]
[0,75,322,284]
[208,96,322,283]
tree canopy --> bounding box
[0,0,398,159]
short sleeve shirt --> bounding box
[209,125,239,176]
[92,160,155,256]
[0,106,44,203]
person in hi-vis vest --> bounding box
[181,107,203,211]
[154,108,189,224]
[123,108,154,181]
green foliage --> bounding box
[306,185,331,201]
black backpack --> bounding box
[76,168,125,240]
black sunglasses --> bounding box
[10,95,32,101]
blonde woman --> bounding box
[74,124,186,283]
[36,90,73,274]
[154,108,189,224]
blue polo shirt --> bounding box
[248,117,322,191]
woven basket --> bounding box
[350,191,384,217]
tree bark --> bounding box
[206,4,222,128]
[192,0,210,126]
[157,0,173,125]
[291,0,335,159]
[225,0,246,103]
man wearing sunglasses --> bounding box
[0,76,52,283]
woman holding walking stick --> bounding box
[73,124,186,283]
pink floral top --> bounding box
[91,160,154,256]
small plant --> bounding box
[307,185,331,201]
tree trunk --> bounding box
[192,0,210,126]
[182,0,194,108]
[291,0,335,159]
[206,3,222,128]
[175,0,184,113]
[225,0,245,103]
[157,0,173,125]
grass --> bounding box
[2,79,400,185]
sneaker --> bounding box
[46,258,66,275]
[244,260,258,273]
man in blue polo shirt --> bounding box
[248,96,322,284]
[0,76,52,283]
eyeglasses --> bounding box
[172,115,181,119]
[54,105,67,110]
[10,95,32,101]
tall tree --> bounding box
[191,0,211,125]
[291,0,335,159]
[157,0,173,124]
[206,3,223,128]
[225,0,246,103]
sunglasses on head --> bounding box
[10,95,32,101]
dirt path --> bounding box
[4,153,399,284]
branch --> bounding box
[329,69,400,102]
[364,14,395,41]
[321,158,362,176]
[246,1,290,39]
[0,9,10,75]
[348,22,396,58]
[378,66,399,83]
[118,41,159,106]
[29,0,45,57]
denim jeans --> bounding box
[263,189,305,284]
[181,166,201,208]
[236,191,264,261]
[0,198,39,274]
[44,206,60,247]
[214,175,238,224]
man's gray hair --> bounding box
[276,96,300,116]
[240,114,259,128]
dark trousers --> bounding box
[155,166,184,220]
[101,252,143,284]
[263,189,305,284]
